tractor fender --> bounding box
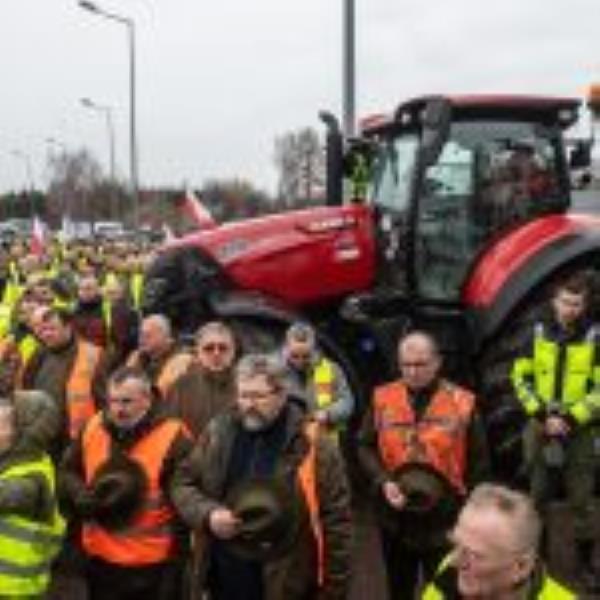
[206,290,302,326]
[464,214,600,344]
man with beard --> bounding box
[423,484,574,598]
[166,321,237,439]
[172,353,352,600]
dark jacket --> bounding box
[20,334,107,461]
[165,364,236,440]
[73,298,138,369]
[172,403,353,600]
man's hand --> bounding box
[382,480,406,510]
[208,508,241,540]
[313,410,329,425]
[545,415,570,437]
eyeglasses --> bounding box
[238,389,277,402]
[199,342,231,354]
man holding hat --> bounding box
[60,366,193,600]
[358,330,489,600]
[173,353,353,600]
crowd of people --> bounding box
[0,235,596,599]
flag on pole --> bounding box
[30,216,46,257]
[161,223,176,243]
[179,189,216,231]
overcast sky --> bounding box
[1,0,598,195]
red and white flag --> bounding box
[30,216,46,257]
[180,189,216,231]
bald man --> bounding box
[358,331,490,600]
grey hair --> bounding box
[195,321,235,344]
[236,353,288,393]
[285,322,316,347]
[465,484,541,555]
[143,314,172,338]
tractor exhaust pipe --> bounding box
[319,111,344,206]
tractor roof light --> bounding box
[587,83,600,120]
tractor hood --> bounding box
[162,203,377,308]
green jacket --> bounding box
[512,319,600,425]
[422,560,575,599]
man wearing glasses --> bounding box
[167,321,238,439]
[423,484,574,598]
[172,353,352,600]
[358,331,489,600]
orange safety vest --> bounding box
[373,381,474,494]
[81,414,185,566]
[127,350,192,398]
[67,340,103,440]
[297,421,325,587]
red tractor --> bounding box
[143,94,600,480]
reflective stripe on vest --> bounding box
[532,323,597,416]
[81,414,184,566]
[422,559,576,599]
[130,273,144,312]
[0,455,66,596]
[373,381,474,494]
[18,334,38,366]
[313,358,334,411]
[297,421,325,587]
[66,340,102,440]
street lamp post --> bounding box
[342,0,356,137]
[80,97,118,219]
[10,149,35,217]
[80,97,116,184]
[78,0,139,228]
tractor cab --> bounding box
[355,95,579,301]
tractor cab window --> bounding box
[369,133,419,289]
[416,120,563,300]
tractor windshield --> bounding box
[416,119,565,299]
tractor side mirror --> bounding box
[419,97,452,167]
[569,140,592,169]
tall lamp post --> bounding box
[80,97,118,219]
[80,97,116,184]
[78,0,139,227]
[10,149,35,217]
[342,0,356,137]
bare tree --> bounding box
[274,127,325,207]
